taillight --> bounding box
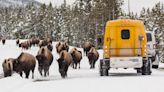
[103,46,108,49]
[104,46,109,53]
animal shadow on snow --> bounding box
[33,75,75,82]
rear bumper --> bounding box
[109,57,143,68]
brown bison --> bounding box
[39,40,48,48]
[56,42,62,53]
[19,41,31,50]
[13,52,36,79]
[36,47,53,77]
[46,37,52,44]
[16,39,19,45]
[87,47,99,69]
[63,42,69,52]
[70,48,82,69]
[83,41,94,56]
[30,38,40,46]
[2,58,14,77]
[2,38,6,45]
[57,50,72,78]
[56,42,69,54]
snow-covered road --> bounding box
[0,40,164,92]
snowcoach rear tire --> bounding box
[152,65,158,69]
[142,58,152,75]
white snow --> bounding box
[0,40,164,92]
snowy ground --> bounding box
[0,40,164,92]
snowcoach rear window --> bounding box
[146,33,152,42]
[121,30,130,39]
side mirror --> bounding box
[97,38,102,44]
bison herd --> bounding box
[1,38,99,79]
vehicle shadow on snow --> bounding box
[158,67,164,70]
[109,73,142,77]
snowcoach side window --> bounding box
[121,29,130,39]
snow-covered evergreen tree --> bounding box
[138,2,164,62]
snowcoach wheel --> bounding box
[99,60,109,76]
[152,65,159,69]
[136,68,142,73]
[103,69,108,76]
[99,61,103,76]
[142,58,152,75]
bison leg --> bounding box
[89,61,92,69]
[44,66,49,77]
[20,72,23,77]
[65,65,69,77]
[72,63,75,69]
[47,70,49,76]
[4,72,7,77]
[90,61,94,69]
[75,63,77,69]
[25,71,30,79]
[32,69,35,79]
[71,63,73,68]
[91,62,94,69]
[78,62,80,69]
[93,61,96,69]
[8,70,12,76]
[85,51,87,56]
[44,70,47,77]
[38,67,43,76]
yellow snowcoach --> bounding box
[99,18,152,76]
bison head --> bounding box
[36,54,46,66]
[2,59,13,77]
[12,59,21,73]
[57,58,67,78]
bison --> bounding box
[82,41,94,56]
[30,37,40,46]
[56,42,62,53]
[2,38,6,45]
[63,42,69,52]
[70,48,82,69]
[39,40,48,48]
[13,52,36,79]
[87,47,99,69]
[19,40,31,50]
[56,42,69,54]
[47,43,53,52]
[36,47,53,77]
[2,58,14,77]
[46,37,52,44]
[57,50,72,78]
[16,39,20,45]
